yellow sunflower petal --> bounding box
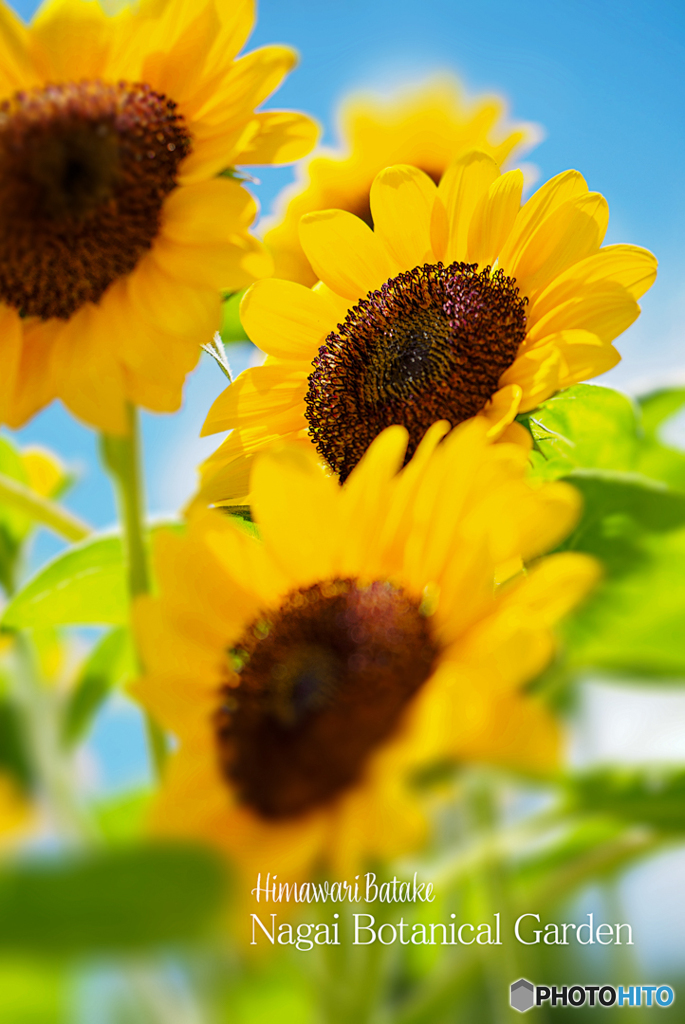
[157,517,262,642]
[479,383,523,439]
[500,344,562,412]
[2,320,59,429]
[216,0,255,54]
[498,421,533,448]
[438,151,500,262]
[177,122,257,184]
[513,479,583,561]
[199,45,298,123]
[252,446,340,585]
[30,0,113,81]
[152,231,273,291]
[529,243,658,329]
[203,515,290,608]
[0,2,36,93]
[202,364,310,433]
[240,278,336,360]
[126,251,221,337]
[554,332,621,386]
[455,687,561,772]
[233,110,320,165]
[299,209,397,299]
[338,426,409,576]
[467,168,523,267]
[52,306,129,434]
[146,4,227,109]
[526,281,639,346]
[497,169,588,270]
[505,551,600,626]
[0,306,22,424]
[161,178,257,243]
[369,165,438,268]
[507,192,609,299]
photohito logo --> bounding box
[509,979,675,1012]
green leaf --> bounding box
[562,525,685,677]
[0,693,34,791]
[2,522,184,630]
[0,964,67,1024]
[523,382,685,491]
[520,387,685,680]
[0,842,228,956]
[61,628,136,747]
[565,469,685,532]
[568,767,685,832]
[92,789,153,844]
[2,535,128,629]
[553,473,685,676]
[219,289,249,345]
[559,469,685,577]
[522,385,639,481]
[637,386,685,439]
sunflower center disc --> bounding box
[0,80,191,320]
[215,578,439,820]
[305,262,527,481]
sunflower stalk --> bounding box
[464,771,523,1024]
[313,900,395,1024]
[0,471,91,543]
[9,634,96,841]
[100,403,168,777]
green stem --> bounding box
[11,634,97,842]
[100,404,150,598]
[100,403,167,777]
[0,471,91,542]
[465,770,522,1024]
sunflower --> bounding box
[0,0,318,434]
[264,75,539,287]
[134,421,598,878]
[198,156,657,505]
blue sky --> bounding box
[7,0,685,532]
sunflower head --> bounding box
[0,0,318,432]
[136,421,599,878]
[0,79,191,320]
[305,261,528,481]
[198,155,657,507]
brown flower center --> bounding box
[0,80,191,320]
[305,262,527,482]
[215,578,440,820]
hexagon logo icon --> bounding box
[510,979,535,1012]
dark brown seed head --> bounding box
[215,578,440,820]
[0,79,191,320]
[305,262,527,482]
